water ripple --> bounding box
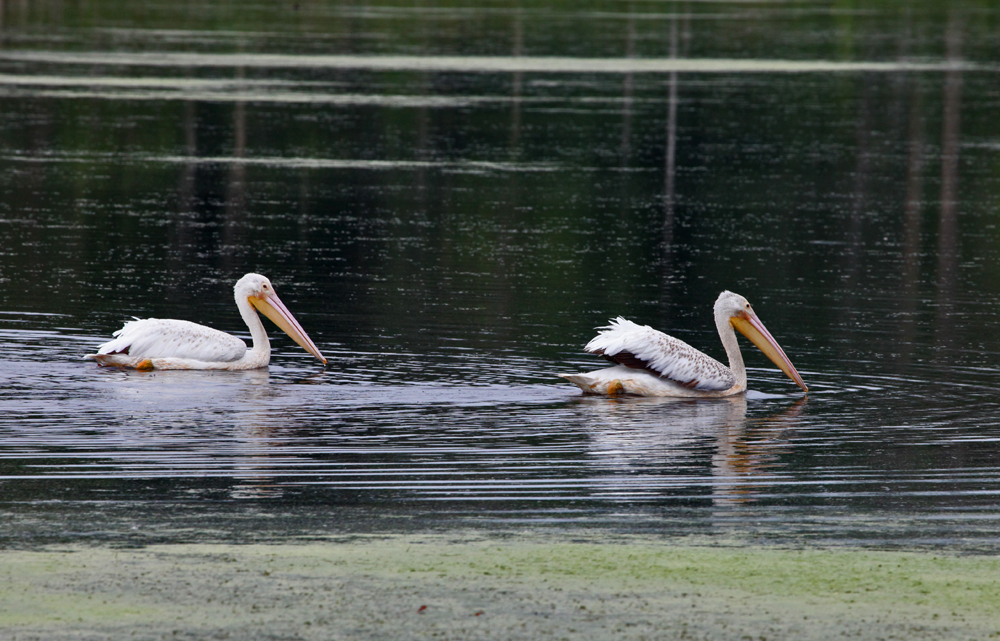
[0,50,984,73]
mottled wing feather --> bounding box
[584,317,736,391]
[96,318,247,363]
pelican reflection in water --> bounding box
[86,273,326,370]
[562,291,807,397]
[580,394,807,505]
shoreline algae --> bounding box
[2,535,998,640]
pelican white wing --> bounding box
[95,318,247,362]
[86,273,326,371]
[585,317,736,391]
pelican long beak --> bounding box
[250,292,327,365]
[730,311,807,392]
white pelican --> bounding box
[85,273,327,370]
[561,291,807,397]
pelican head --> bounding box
[714,291,807,392]
[236,273,327,364]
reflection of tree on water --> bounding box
[659,11,684,306]
[934,11,963,352]
[579,395,805,505]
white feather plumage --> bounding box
[96,318,247,363]
[85,273,326,371]
[561,291,807,397]
[583,316,736,391]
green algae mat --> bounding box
[2,536,999,640]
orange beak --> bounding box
[730,311,807,392]
[250,292,327,365]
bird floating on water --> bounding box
[561,291,807,397]
[86,273,327,371]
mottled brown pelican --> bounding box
[561,291,807,397]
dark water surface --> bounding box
[2,1,1000,550]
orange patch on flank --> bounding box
[136,359,155,371]
[607,379,625,395]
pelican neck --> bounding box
[715,310,747,388]
[235,293,271,357]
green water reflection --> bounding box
[1,1,999,548]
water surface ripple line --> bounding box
[0,86,514,108]
[0,152,559,172]
[0,51,981,74]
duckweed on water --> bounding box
[2,535,999,640]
